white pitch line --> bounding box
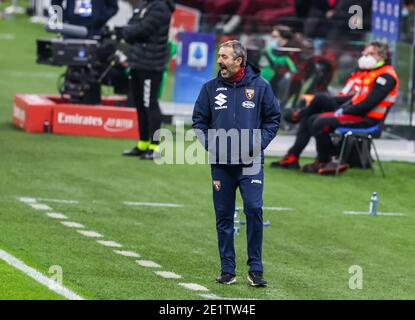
[178,283,209,292]
[61,221,85,229]
[96,240,123,248]
[18,197,37,204]
[343,211,405,217]
[0,248,84,300]
[199,293,224,300]
[77,230,103,238]
[136,260,161,268]
[263,207,294,211]
[46,213,68,220]
[37,198,79,204]
[155,271,182,279]
[30,203,52,211]
[377,212,406,217]
[124,201,184,208]
[113,250,140,258]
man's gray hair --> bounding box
[220,40,247,67]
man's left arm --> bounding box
[343,73,397,116]
[261,85,281,150]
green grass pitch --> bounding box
[0,14,414,300]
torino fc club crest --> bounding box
[245,88,255,100]
[213,180,221,192]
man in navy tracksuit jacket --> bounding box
[192,40,280,287]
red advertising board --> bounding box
[53,104,139,139]
[12,94,139,139]
[13,94,55,133]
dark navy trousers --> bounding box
[211,164,264,275]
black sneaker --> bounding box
[301,160,327,173]
[247,272,267,288]
[270,153,300,170]
[318,161,349,176]
[216,273,236,285]
[122,147,147,157]
[140,150,161,160]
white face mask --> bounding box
[358,55,378,70]
[269,39,280,50]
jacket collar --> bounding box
[217,63,260,87]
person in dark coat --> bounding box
[193,40,280,287]
[122,0,175,160]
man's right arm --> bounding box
[192,85,211,151]
[123,2,169,44]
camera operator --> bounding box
[51,0,119,37]
[122,0,175,160]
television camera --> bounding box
[36,24,129,105]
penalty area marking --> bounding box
[96,240,123,248]
[155,271,182,279]
[0,248,84,300]
[178,283,209,292]
[124,201,184,208]
[343,211,405,217]
[136,260,161,268]
[113,250,140,258]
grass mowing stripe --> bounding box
[0,249,84,300]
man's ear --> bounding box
[236,57,243,67]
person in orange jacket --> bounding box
[271,68,367,170]
[271,42,398,174]
[302,42,398,175]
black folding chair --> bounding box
[335,124,385,177]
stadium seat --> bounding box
[334,124,385,177]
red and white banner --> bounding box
[12,95,139,139]
[53,104,138,139]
